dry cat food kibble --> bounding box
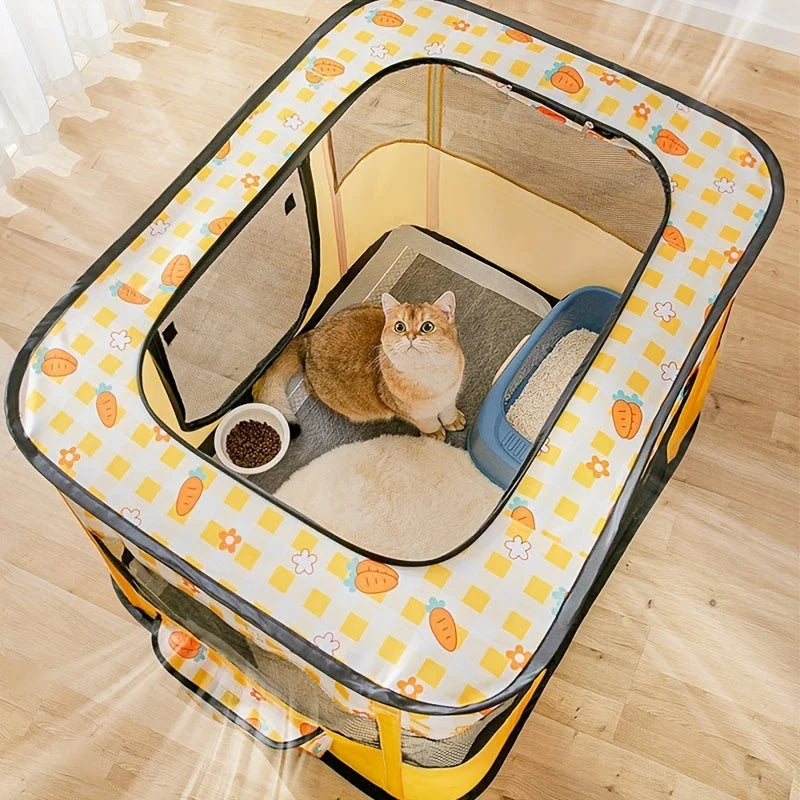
[507,329,598,442]
[225,419,282,468]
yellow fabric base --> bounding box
[327,671,545,800]
[375,704,406,799]
[667,303,731,461]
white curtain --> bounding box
[0,0,144,186]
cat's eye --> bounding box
[420,321,435,334]
[394,321,406,333]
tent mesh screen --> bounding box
[155,169,313,425]
[126,555,516,768]
[330,64,665,251]
[329,65,428,185]
[439,67,666,251]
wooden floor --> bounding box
[1,1,798,798]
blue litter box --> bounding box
[468,286,620,487]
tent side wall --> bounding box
[66,498,548,800]
[310,139,647,298]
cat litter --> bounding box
[506,329,598,442]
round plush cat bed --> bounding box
[275,435,502,561]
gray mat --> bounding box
[249,254,542,494]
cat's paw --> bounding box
[423,426,446,441]
[442,409,466,431]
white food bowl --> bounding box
[214,403,290,475]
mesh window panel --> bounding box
[128,557,380,746]
[156,169,314,424]
[401,697,516,768]
[126,555,516,767]
[330,65,429,185]
[440,67,666,251]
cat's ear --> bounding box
[381,293,400,317]
[434,291,456,322]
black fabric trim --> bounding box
[148,331,188,423]
[162,322,178,346]
[144,157,321,431]
[120,546,135,569]
[108,566,323,751]
[4,0,784,718]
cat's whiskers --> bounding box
[373,347,393,373]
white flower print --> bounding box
[370,43,389,59]
[120,507,141,526]
[504,535,531,561]
[109,329,131,351]
[283,113,304,130]
[540,437,551,455]
[292,548,317,575]
[425,41,444,56]
[669,178,678,193]
[313,632,341,655]
[660,361,679,382]
[714,177,735,194]
[653,301,676,322]
[676,102,690,113]
[149,219,170,236]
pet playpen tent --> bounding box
[6,1,782,798]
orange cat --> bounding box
[253,292,465,439]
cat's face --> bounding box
[380,291,460,368]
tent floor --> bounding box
[239,226,551,494]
